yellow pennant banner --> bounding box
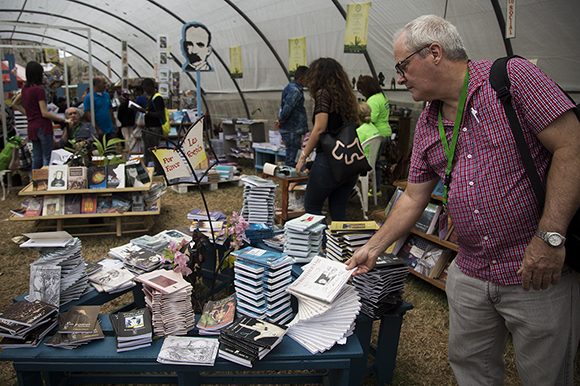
[229,46,243,79]
[344,2,371,53]
[182,118,207,169]
[288,37,307,75]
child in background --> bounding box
[356,102,380,159]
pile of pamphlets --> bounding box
[286,256,360,354]
[45,305,104,349]
[284,213,326,263]
[352,253,409,318]
[325,221,378,262]
[135,269,195,336]
[0,300,58,349]
[196,294,236,335]
[218,316,287,367]
[240,175,276,226]
[232,247,294,324]
[110,308,153,352]
[187,209,227,222]
[26,237,90,307]
[88,259,136,293]
[157,336,220,366]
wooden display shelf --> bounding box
[393,180,444,201]
[409,228,459,252]
[407,268,446,290]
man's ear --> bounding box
[430,43,443,64]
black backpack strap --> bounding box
[489,56,546,205]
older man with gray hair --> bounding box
[63,107,96,143]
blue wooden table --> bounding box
[0,313,363,386]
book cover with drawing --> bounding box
[81,195,97,214]
[110,308,152,341]
[32,167,49,191]
[67,166,87,189]
[221,316,287,350]
[58,305,100,334]
[88,166,107,189]
[42,196,64,216]
[24,197,43,217]
[64,195,82,215]
[47,165,68,191]
[197,294,237,332]
[28,263,61,307]
[107,163,125,188]
[125,162,150,187]
[157,336,219,366]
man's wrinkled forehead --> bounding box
[185,26,209,46]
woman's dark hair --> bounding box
[304,57,358,124]
[356,75,383,99]
[25,61,44,86]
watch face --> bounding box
[547,233,563,247]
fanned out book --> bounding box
[157,336,219,366]
[32,167,49,191]
[196,294,236,335]
[219,316,287,367]
[0,300,58,328]
[68,166,87,189]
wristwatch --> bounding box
[535,230,566,247]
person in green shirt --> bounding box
[356,75,392,138]
[356,102,380,159]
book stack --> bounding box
[108,242,163,274]
[352,254,409,319]
[207,170,221,184]
[0,300,58,349]
[284,213,326,263]
[218,316,287,367]
[232,246,294,324]
[157,336,220,366]
[244,223,274,245]
[240,175,276,227]
[135,269,195,336]
[187,209,227,222]
[196,294,236,335]
[45,305,104,349]
[130,229,192,254]
[215,165,235,181]
[110,308,153,352]
[88,259,136,293]
[262,232,286,251]
[28,238,90,307]
[325,221,379,263]
[286,256,360,354]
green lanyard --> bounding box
[438,70,470,205]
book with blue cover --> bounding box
[232,247,291,269]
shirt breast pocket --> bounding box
[477,105,512,150]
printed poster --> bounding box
[229,46,243,79]
[344,2,371,53]
[288,37,307,75]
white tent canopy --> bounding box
[1,0,578,118]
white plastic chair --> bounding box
[354,135,383,219]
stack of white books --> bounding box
[135,269,195,336]
[286,256,360,354]
[325,221,379,263]
[352,253,409,319]
[27,238,90,307]
[232,247,294,325]
[88,259,136,293]
[157,336,219,366]
[284,214,326,263]
[240,175,276,226]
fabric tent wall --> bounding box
[1,0,578,120]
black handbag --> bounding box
[490,56,580,271]
[319,122,371,183]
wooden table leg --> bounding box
[56,219,63,231]
[116,218,122,237]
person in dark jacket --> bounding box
[141,78,165,174]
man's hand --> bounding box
[517,236,566,290]
[345,245,378,276]
[274,120,281,129]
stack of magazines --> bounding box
[196,294,236,335]
[135,269,195,336]
[325,221,379,263]
[0,300,58,349]
[88,259,136,293]
[240,175,276,226]
[284,213,326,263]
[45,305,104,349]
[232,247,294,324]
[157,336,220,366]
[110,308,153,352]
[286,256,360,354]
[244,223,274,245]
[352,253,409,319]
[218,316,287,367]
[187,209,226,222]
[27,238,89,307]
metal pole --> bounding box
[0,47,7,146]
[63,50,70,107]
[87,28,95,128]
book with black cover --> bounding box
[58,305,100,334]
[0,300,58,327]
[110,308,152,341]
[64,195,82,215]
[221,316,286,350]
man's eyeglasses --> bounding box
[394,44,431,77]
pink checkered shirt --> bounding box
[409,59,575,285]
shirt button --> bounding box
[468,181,474,186]
[467,154,473,159]
[474,209,480,214]
[491,259,497,264]
[483,235,489,241]
[462,127,467,132]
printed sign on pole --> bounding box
[505,0,516,39]
[229,46,243,79]
[288,37,307,75]
[344,2,371,53]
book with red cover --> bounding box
[81,195,97,214]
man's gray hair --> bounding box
[65,106,79,115]
[394,15,467,61]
